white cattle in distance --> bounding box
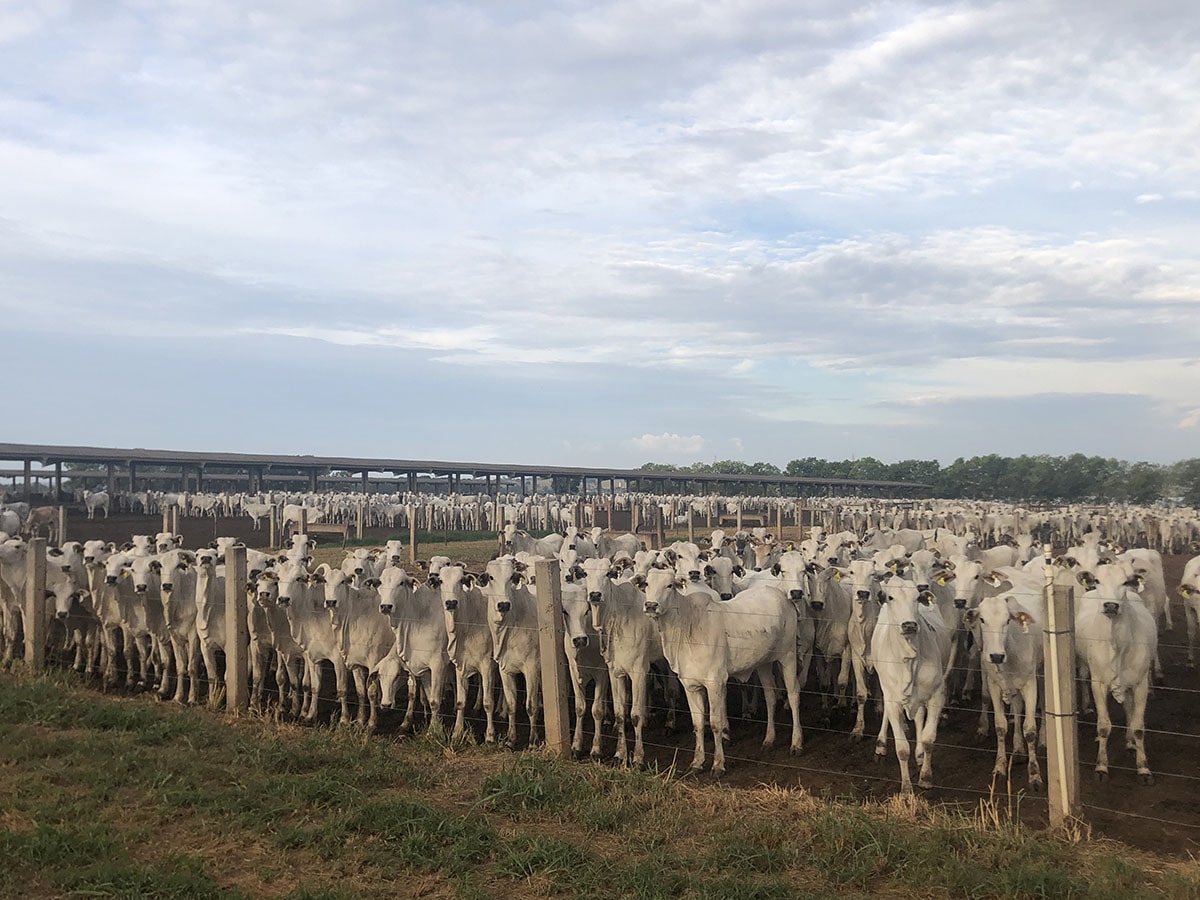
[83,490,110,519]
[639,567,803,776]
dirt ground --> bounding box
[52,512,1200,855]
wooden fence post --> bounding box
[355,500,365,541]
[655,504,665,550]
[162,507,171,535]
[1042,547,1080,829]
[736,501,743,532]
[268,505,279,549]
[24,537,47,673]
[224,545,249,712]
[409,506,418,564]
[687,504,695,544]
[57,506,67,544]
[298,507,308,537]
[534,559,571,757]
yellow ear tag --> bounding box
[936,577,947,586]
[833,572,843,582]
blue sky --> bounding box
[2,1,1198,468]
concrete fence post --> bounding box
[355,500,365,541]
[57,506,67,545]
[534,559,571,757]
[736,501,743,532]
[24,537,47,673]
[687,504,695,544]
[224,545,249,712]
[268,505,279,550]
[655,504,665,550]
[409,506,418,565]
[1042,547,1080,829]
[298,507,308,537]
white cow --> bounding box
[1075,562,1157,784]
[478,556,543,746]
[156,548,203,704]
[833,558,886,739]
[560,572,610,758]
[323,568,396,727]
[964,578,1043,789]
[83,490,110,519]
[1178,555,1200,668]
[579,557,667,766]
[871,577,952,794]
[640,568,803,776]
[375,566,451,732]
[437,564,498,742]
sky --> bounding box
[2,0,1198,470]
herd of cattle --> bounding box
[1,494,1199,797]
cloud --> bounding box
[1136,193,1164,204]
[629,433,707,456]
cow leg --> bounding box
[200,642,221,697]
[885,700,913,795]
[481,662,497,744]
[427,662,447,734]
[499,670,519,745]
[781,653,804,755]
[589,670,609,760]
[917,691,945,789]
[1022,680,1041,789]
[451,664,470,738]
[611,672,630,764]
[756,664,778,750]
[976,665,991,739]
[352,666,369,725]
[1126,680,1153,785]
[682,681,708,772]
[708,679,729,777]
[248,641,264,710]
[185,636,201,706]
[169,637,188,703]
[569,661,587,755]
[851,652,869,740]
[304,657,322,721]
[525,666,542,747]
[333,658,351,724]
[134,633,152,690]
[988,678,1008,779]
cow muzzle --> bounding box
[106,575,118,585]
[719,592,733,601]
[901,621,918,635]
[1103,601,1120,616]
[688,570,701,582]
[572,635,588,649]
[954,598,967,609]
[588,591,603,603]
[56,610,68,620]
[496,601,511,614]
[134,584,148,594]
[324,599,337,609]
[277,597,291,607]
[379,603,393,615]
[162,583,173,593]
[917,584,930,592]
[989,652,1006,664]
[809,600,825,611]
[444,599,458,611]
[856,591,871,601]
[789,589,804,602]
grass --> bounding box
[2,669,1199,898]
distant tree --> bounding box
[748,461,781,475]
[639,462,677,473]
[1171,459,1200,506]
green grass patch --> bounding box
[1,669,1197,899]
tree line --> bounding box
[640,455,1200,506]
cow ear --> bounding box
[632,574,647,590]
[733,565,745,577]
[917,590,935,605]
[771,562,782,576]
[963,609,980,627]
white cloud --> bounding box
[1136,193,1164,204]
[629,433,707,456]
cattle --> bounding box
[807,564,852,710]
[375,566,451,732]
[292,565,353,723]
[340,547,381,587]
[861,528,926,555]
[1117,549,1171,679]
[477,556,543,745]
[560,573,610,758]
[832,558,886,739]
[591,528,641,559]
[83,490,110,520]
[0,508,19,537]
[577,557,666,766]
[1074,562,1157,784]
[117,553,171,692]
[323,567,396,727]
[639,567,803,776]
[437,564,499,742]
[242,501,274,530]
[193,550,232,698]
[381,539,405,569]
[1179,555,1200,668]
[502,525,564,559]
[872,577,952,793]
[156,548,203,704]
[44,566,98,674]
[265,560,316,717]
[24,506,58,541]
[963,577,1043,789]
